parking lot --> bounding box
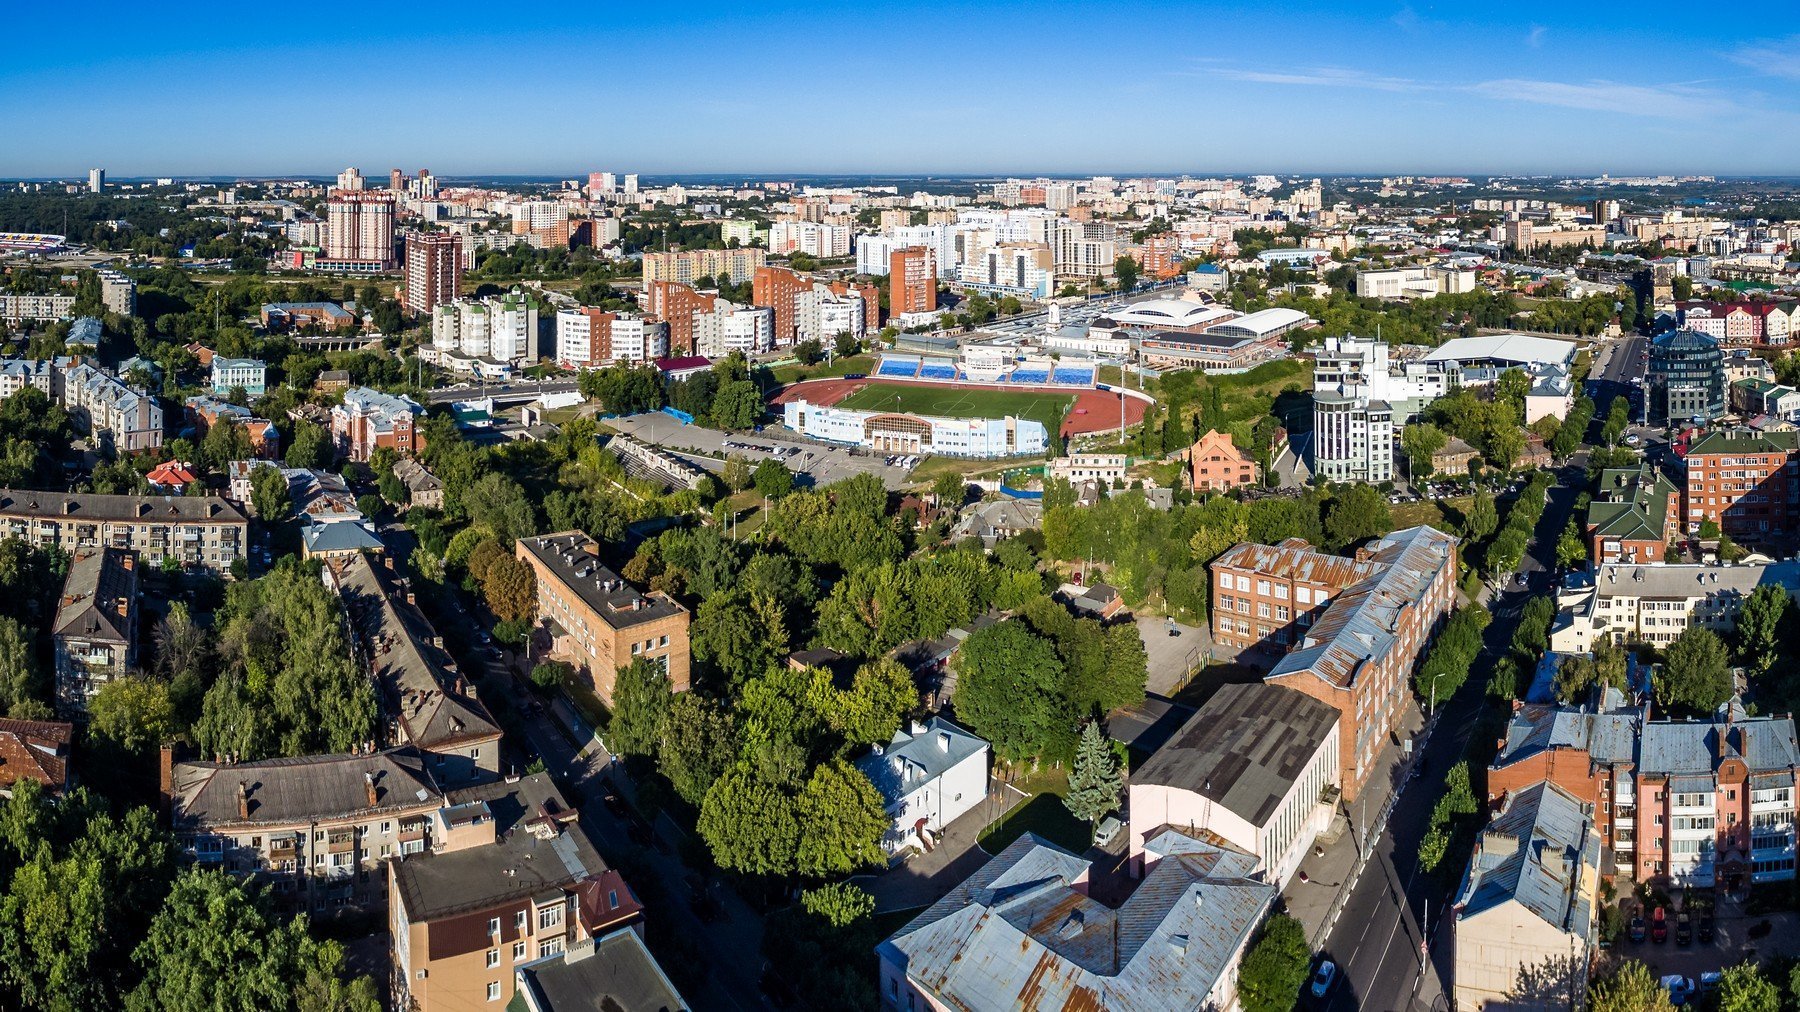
[606,413,917,490]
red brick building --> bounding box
[645,280,717,357]
[1680,428,1800,539]
[889,246,937,318]
[1210,527,1459,800]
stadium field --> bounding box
[834,382,1075,434]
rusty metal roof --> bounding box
[877,833,1275,1011]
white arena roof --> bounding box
[1107,299,1232,329]
[1423,333,1578,368]
[1203,307,1312,340]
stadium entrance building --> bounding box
[783,401,1048,458]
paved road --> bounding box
[426,379,580,405]
[1319,464,1581,1012]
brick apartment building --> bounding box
[404,231,463,316]
[0,490,247,576]
[165,746,446,914]
[1210,526,1459,799]
[1587,463,1680,564]
[1679,428,1799,539]
[389,773,643,1011]
[332,387,425,462]
[644,280,717,357]
[1187,429,1260,491]
[1488,693,1800,889]
[889,246,937,317]
[515,532,691,706]
[752,266,879,345]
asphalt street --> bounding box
[1318,464,1581,1012]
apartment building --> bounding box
[1550,560,1800,653]
[1488,694,1800,888]
[391,458,445,512]
[643,280,716,357]
[1187,428,1261,491]
[1211,526,1459,799]
[767,220,851,258]
[515,532,691,706]
[889,246,937,317]
[404,231,463,316]
[324,189,396,267]
[1672,300,1800,349]
[51,547,138,711]
[431,292,540,364]
[640,247,766,287]
[0,359,56,399]
[1311,336,1449,484]
[751,266,876,345]
[0,490,246,575]
[1046,453,1127,485]
[957,242,1055,300]
[1731,379,1800,422]
[332,387,424,462]
[389,773,644,1011]
[210,357,266,398]
[1586,464,1680,565]
[0,719,73,795]
[1451,781,1601,1012]
[1680,427,1798,538]
[0,293,75,325]
[96,269,135,316]
[165,746,446,913]
[552,308,668,369]
[329,553,502,785]
[59,361,164,452]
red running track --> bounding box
[769,377,1147,437]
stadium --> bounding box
[0,233,69,254]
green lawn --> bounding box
[977,769,1091,855]
[769,354,876,385]
[836,382,1075,435]
[1392,495,1472,532]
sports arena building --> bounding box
[782,401,1049,457]
[0,233,68,254]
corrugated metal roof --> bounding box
[1454,781,1599,935]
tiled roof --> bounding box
[0,718,72,792]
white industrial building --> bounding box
[781,400,1048,458]
[1355,264,1477,299]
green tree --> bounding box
[795,759,887,877]
[464,473,537,544]
[1401,422,1447,481]
[1324,484,1393,551]
[0,617,45,717]
[1063,721,1122,831]
[608,658,672,758]
[88,677,175,756]
[1660,626,1733,715]
[1112,254,1141,292]
[285,420,333,470]
[697,764,800,876]
[1736,584,1792,674]
[753,457,794,500]
[1555,517,1588,570]
[659,692,737,806]
[1715,961,1781,1012]
[721,454,751,492]
[1588,960,1675,1012]
[1236,914,1311,1012]
[933,472,965,507]
[1466,488,1499,541]
[249,465,289,522]
[126,870,380,1012]
[951,622,1074,762]
[829,658,916,749]
[1554,639,1628,704]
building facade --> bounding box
[59,361,164,453]
[889,246,938,317]
[51,547,138,711]
[1211,527,1459,800]
[332,387,424,462]
[1680,428,1798,539]
[1188,428,1261,491]
[855,718,989,856]
[781,400,1049,458]
[404,231,464,316]
[0,490,246,575]
[1649,329,1726,425]
[210,357,267,398]
[325,189,397,267]
[515,532,692,706]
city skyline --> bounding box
[8,2,1800,177]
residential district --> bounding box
[3,165,1800,1012]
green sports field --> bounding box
[835,383,1074,434]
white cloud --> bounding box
[1730,35,1800,80]
[1527,24,1546,48]
[1208,67,1423,92]
[1467,78,1734,119]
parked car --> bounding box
[1698,913,1715,944]
[1310,960,1337,1000]
[1660,974,1695,1006]
[1095,816,1123,847]
[1698,971,1722,995]
[1651,906,1669,944]
[1628,915,1646,943]
[1675,911,1692,946]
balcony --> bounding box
[326,830,356,856]
[398,819,429,845]
[269,836,299,860]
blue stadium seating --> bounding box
[919,364,957,380]
[1053,368,1095,385]
[1011,369,1050,384]
[878,356,920,378]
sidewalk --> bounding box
[1283,701,1433,947]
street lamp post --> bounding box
[1430,671,1443,717]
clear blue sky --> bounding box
[7,1,1800,178]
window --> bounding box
[488,917,500,936]
[539,937,565,959]
[487,982,501,1002]
[379,822,391,835]
[486,949,499,968]
[516,911,527,931]
[1297,587,1312,605]
[538,904,562,931]
[513,941,527,962]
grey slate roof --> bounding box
[1134,683,1340,826]
[1454,781,1599,936]
[1593,561,1800,603]
[518,532,688,631]
[52,547,136,643]
[1639,716,1800,777]
[170,747,442,829]
[879,833,1274,1012]
[856,718,988,809]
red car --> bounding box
[1651,906,1669,944]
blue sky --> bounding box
[6,1,1800,178]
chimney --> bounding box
[937,731,951,753]
[385,555,395,571]
[365,771,379,807]
[236,781,250,820]
[158,744,175,819]
[116,597,129,618]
